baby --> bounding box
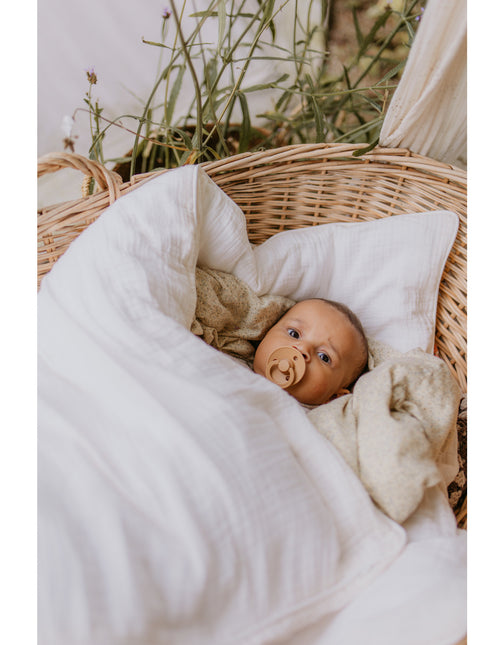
[253,298,368,406]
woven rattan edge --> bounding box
[38,144,466,208]
[38,152,124,204]
[200,144,467,186]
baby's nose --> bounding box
[294,342,311,362]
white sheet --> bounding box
[38,166,466,644]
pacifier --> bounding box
[265,346,306,389]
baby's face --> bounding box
[253,299,363,406]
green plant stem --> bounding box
[76,107,188,152]
[163,1,186,123]
[352,0,421,90]
[203,0,291,148]
[83,0,422,174]
[202,0,258,126]
[333,115,383,142]
[326,0,421,128]
[87,85,94,155]
[259,82,397,113]
[129,1,219,176]
[169,0,203,152]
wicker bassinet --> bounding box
[38,143,467,526]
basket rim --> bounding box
[38,143,467,212]
[202,143,467,183]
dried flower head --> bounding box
[415,7,425,21]
[162,8,171,20]
[61,115,78,152]
[63,137,76,152]
[86,66,97,84]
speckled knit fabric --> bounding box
[308,346,461,524]
[191,266,294,361]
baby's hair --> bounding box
[313,298,368,386]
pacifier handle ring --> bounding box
[265,346,306,389]
[266,361,295,387]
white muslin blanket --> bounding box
[38,165,466,645]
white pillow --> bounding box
[234,211,459,353]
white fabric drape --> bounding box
[379,0,467,168]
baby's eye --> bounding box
[318,352,331,364]
[288,328,300,339]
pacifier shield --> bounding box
[265,346,306,389]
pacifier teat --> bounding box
[265,346,306,389]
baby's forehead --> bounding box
[287,299,326,314]
[288,302,360,343]
[286,299,347,322]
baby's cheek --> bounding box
[311,380,330,397]
[299,375,333,404]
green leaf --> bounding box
[189,11,218,18]
[191,131,200,149]
[164,64,186,126]
[236,91,251,153]
[358,94,383,113]
[242,73,289,93]
[377,61,405,83]
[107,156,132,165]
[141,37,171,49]
[404,19,415,41]
[352,7,363,47]
[257,0,275,41]
[217,0,226,55]
[169,126,193,150]
[204,57,219,91]
[343,65,352,90]
[257,111,290,123]
[357,8,392,59]
[305,75,324,143]
[352,137,379,156]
